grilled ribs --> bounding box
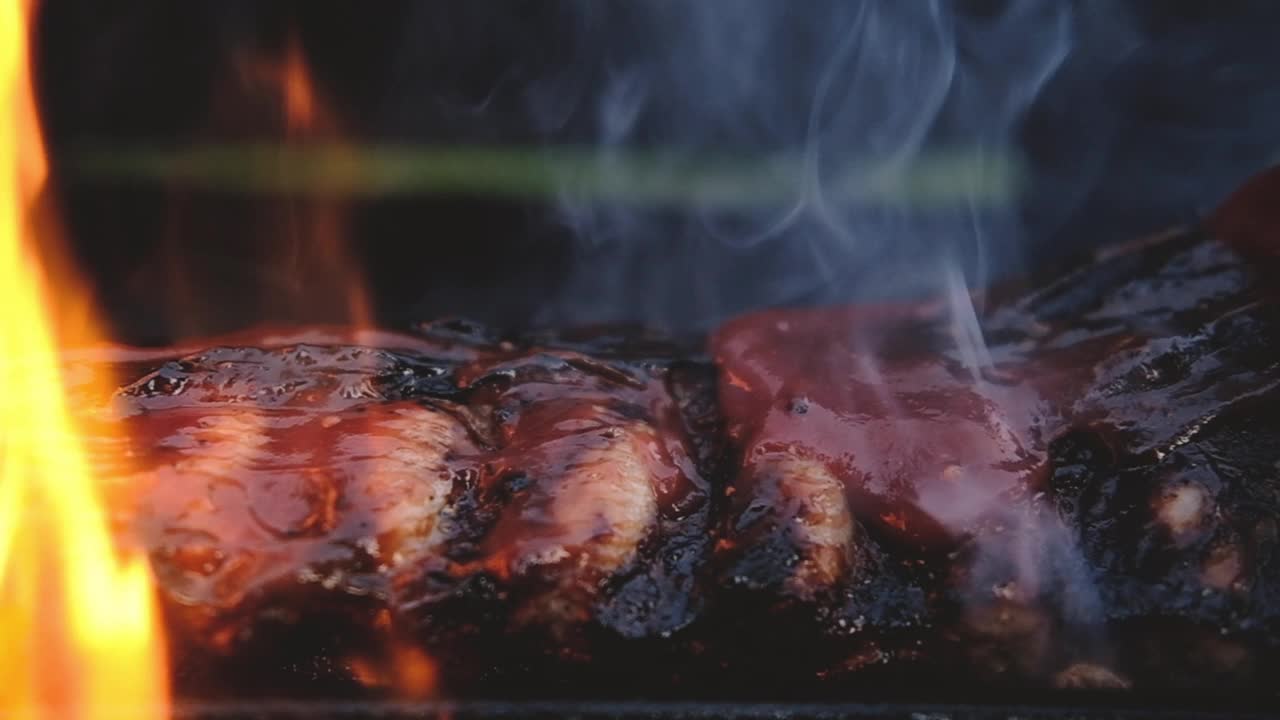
[100,326,718,697]
[81,221,1280,700]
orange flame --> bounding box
[270,35,373,329]
[278,36,321,133]
[0,1,169,718]
[148,32,372,341]
[223,32,372,331]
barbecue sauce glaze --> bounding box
[76,222,1280,701]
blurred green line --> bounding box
[67,142,1024,209]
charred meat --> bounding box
[102,328,718,697]
[77,219,1280,700]
[711,226,1280,691]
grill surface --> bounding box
[167,700,1277,720]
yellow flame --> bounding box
[0,0,169,718]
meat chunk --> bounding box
[710,299,1046,685]
[709,226,1280,690]
[93,330,719,697]
[389,346,717,694]
[714,305,1043,546]
[977,231,1280,687]
[720,453,857,601]
[104,342,479,696]
[1050,394,1280,687]
[1053,663,1131,690]
[1019,232,1280,689]
[485,416,662,636]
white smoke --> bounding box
[533,0,1085,330]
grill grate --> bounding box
[167,701,1277,720]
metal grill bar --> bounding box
[167,700,1277,720]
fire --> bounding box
[278,36,321,133]
[242,33,372,330]
[150,32,371,341]
[0,0,169,718]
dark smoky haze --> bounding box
[32,0,1280,341]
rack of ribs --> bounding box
[80,204,1280,701]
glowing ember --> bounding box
[0,0,169,717]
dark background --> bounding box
[30,0,1280,344]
